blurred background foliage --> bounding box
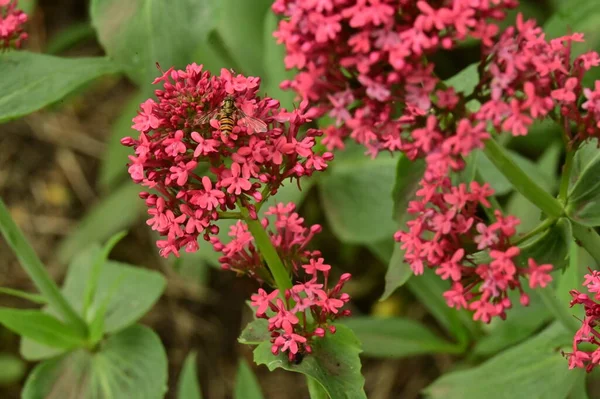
[2,0,600,397]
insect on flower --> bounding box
[197,95,268,136]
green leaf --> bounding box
[254,324,366,399]
[57,181,144,263]
[406,269,476,346]
[22,324,168,399]
[391,154,425,222]
[0,353,26,385]
[472,290,552,356]
[517,218,572,271]
[423,323,579,399]
[343,317,462,358]
[215,0,272,77]
[570,139,599,191]
[90,0,220,85]
[477,149,556,196]
[445,63,478,96]
[320,145,397,243]
[238,319,270,346]
[0,308,84,349]
[63,245,166,333]
[46,22,97,55]
[262,11,295,109]
[99,89,151,190]
[566,149,600,226]
[178,352,202,399]
[234,359,264,399]
[0,51,120,123]
[0,287,47,304]
[380,244,412,300]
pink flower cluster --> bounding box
[396,178,553,323]
[272,0,518,155]
[123,65,332,257]
[565,270,600,372]
[213,203,351,361]
[478,15,600,143]
[0,0,27,49]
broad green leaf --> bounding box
[424,323,579,399]
[254,324,366,399]
[22,325,168,399]
[215,0,272,77]
[57,181,144,263]
[178,352,202,399]
[544,0,600,87]
[445,63,478,96]
[238,319,270,345]
[381,244,412,300]
[0,353,26,385]
[63,245,166,333]
[567,148,600,226]
[473,290,552,356]
[99,89,151,190]
[320,144,397,243]
[90,0,220,85]
[517,218,572,271]
[262,11,295,109]
[0,51,120,123]
[570,139,599,190]
[406,269,476,346]
[0,308,84,349]
[234,359,264,399]
[343,317,462,358]
[391,154,425,222]
[556,242,585,324]
[476,149,556,195]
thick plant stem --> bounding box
[243,212,293,293]
[0,200,88,336]
[538,287,580,333]
[483,138,564,218]
[572,222,600,266]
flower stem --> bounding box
[572,222,600,266]
[483,138,564,218]
[0,199,88,336]
[538,287,580,332]
[513,217,557,246]
[242,210,293,293]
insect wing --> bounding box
[237,109,268,133]
[197,108,219,126]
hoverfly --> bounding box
[197,95,268,136]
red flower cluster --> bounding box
[565,270,600,372]
[396,178,553,323]
[272,0,517,155]
[0,0,27,49]
[123,65,333,257]
[213,202,351,361]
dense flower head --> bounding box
[395,177,554,323]
[123,64,333,257]
[0,0,27,49]
[214,202,351,361]
[273,0,518,155]
[565,270,600,372]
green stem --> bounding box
[513,217,557,246]
[0,200,88,336]
[572,223,600,266]
[217,211,243,219]
[483,138,563,218]
[538,287,580,332]
[558,145,575,204]
[242,210,293,293]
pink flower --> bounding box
[527,259,553,289]
[0,0,27,49]
[250,288,279,316]
[132,99,161,132]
